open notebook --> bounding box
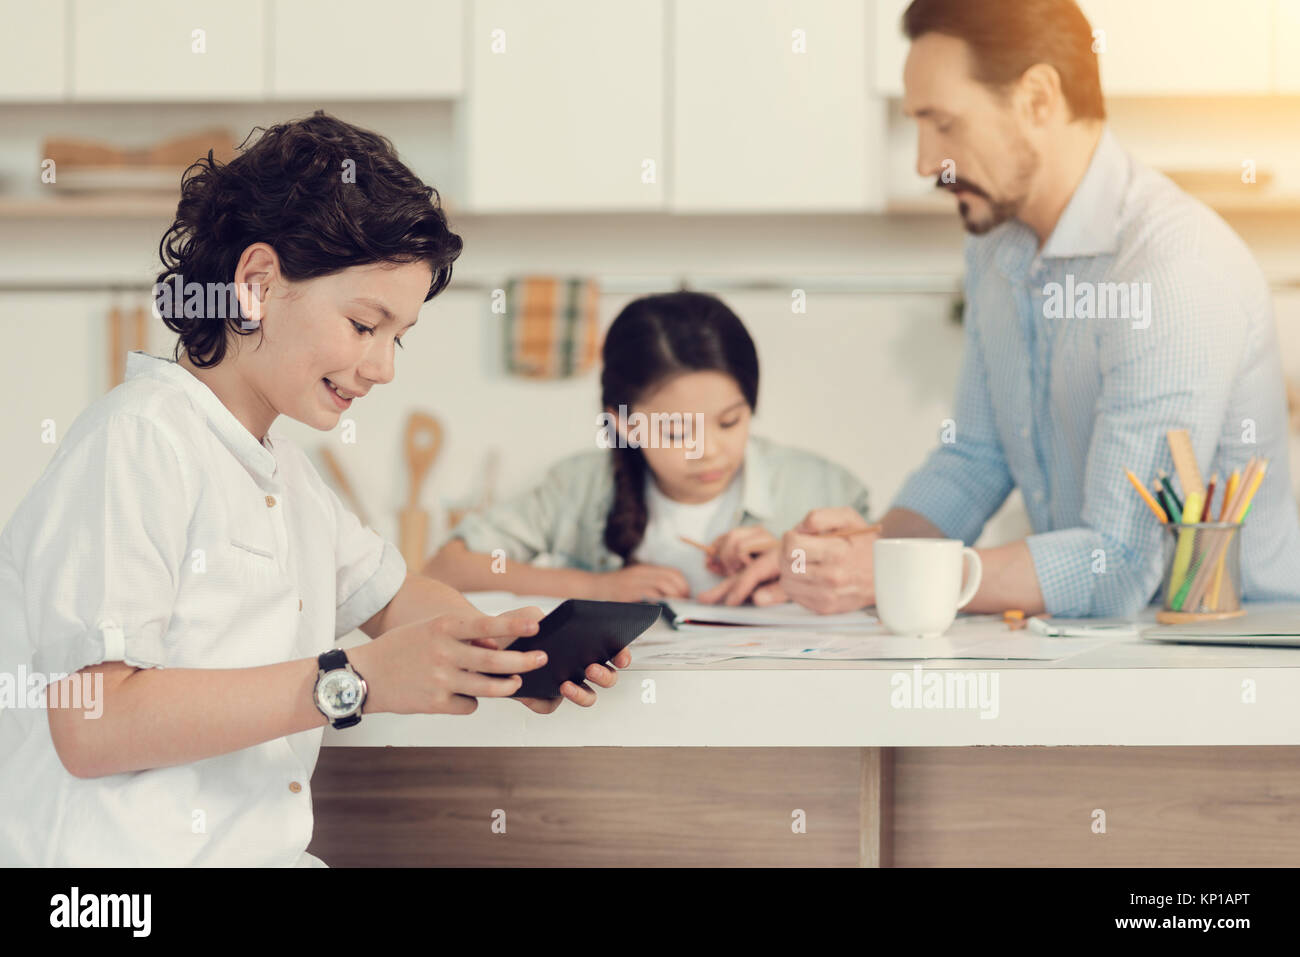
[659,598,879,631]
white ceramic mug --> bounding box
[873,538,982,637]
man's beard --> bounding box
[939,137,1039,235]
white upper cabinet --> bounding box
[1078,0,1273,95]
[872,0,910,96]
[464,0,665,212]
[672,0,882,212]
[71,0,265,100]
[1277,0,1300,92]
[271,0,463,99]
[0,0,66,100]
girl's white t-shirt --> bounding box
[0,352,406,867]
[632,470,743,596]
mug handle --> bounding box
[956,548,983,609]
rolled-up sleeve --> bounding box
[1028,256,1244,617]
[327,483,407,638]
[890,308,1016,543]
[22,414,191,676]
[449,462,571,564]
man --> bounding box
[701,0,1300,618]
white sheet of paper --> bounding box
[636,629,1111,662]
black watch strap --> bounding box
[318,648,348,671]
[315,648,364,729]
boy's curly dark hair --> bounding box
[156,110,463,367]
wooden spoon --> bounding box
[398,412,443,569]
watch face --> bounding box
[317,669,363,719]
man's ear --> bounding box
[1017,63,1063,126]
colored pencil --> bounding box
[1208,467,1242,611]
[1165,431,1205,610]
[1157,470,1183,521]
[1185,460,1269,611]
[1125,469,1168,522]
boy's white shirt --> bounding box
[0,351,406,866]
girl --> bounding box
[0,112,627,867]
[425,291,873,603]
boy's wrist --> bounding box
[338,643,384,715]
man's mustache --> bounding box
[936,176,990,201]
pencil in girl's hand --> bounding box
[678,535,716,556]
[1125,469,1168,522]
[815,523,884,539]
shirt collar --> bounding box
[125,351,279,482]
[1039,126,1128,259]
[994,126,1127,281]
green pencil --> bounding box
[1157,470,1182,523]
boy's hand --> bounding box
[471,606,632,713]
[354,608,549,715]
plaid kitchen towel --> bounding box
[502,276,600,379]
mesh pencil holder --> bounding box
[1154,521,1245,624]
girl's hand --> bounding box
[352,608,551,715]
[588,563,690,602]
[706,526,779,576]
[696,549,788,606]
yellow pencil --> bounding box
[1124,469,1168,522]
[1232,461,1268,521]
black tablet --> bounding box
[483,599,662,699]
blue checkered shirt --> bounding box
[891,128,1300,617]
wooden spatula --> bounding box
[398,412,443,570]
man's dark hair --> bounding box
[903,0,1105,121]
[157,111,463,367]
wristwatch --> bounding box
[313,648,368,730]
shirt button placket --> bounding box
[263,490,289,572]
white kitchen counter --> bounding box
[324,603,1300,749]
